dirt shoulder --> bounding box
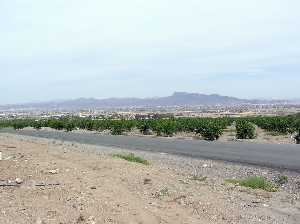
[0,133,299,224]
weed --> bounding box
[275,175,288,185]
[226,176,278,192]
[190,175,207,182]
[154,187,169,198]
[113,153,149,165]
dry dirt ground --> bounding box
[0,133,300,224]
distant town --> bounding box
[1,103,300,120]
[1,92,299,120]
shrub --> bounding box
[12,120,28,130]
[137,122,152,135]
[47,119,64,130]
[236,120,256,139]
[249,116,294,134]
[111,125,124,135]
[292,119,300,135]
[32,120,42,130]
[65,121,76,132]
[109,121,123,135]
[196,122,223,141]
[152,119,177,137]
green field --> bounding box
[0,113,299,141]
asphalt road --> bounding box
[2,128,300,171]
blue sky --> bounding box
[0,0,299,104]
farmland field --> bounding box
[1,114,299,142]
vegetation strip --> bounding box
[225,176,278,192]
[0,114,299,142]
[113,153,149,165]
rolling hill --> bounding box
[0,92,290,111]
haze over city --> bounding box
[1,0,299,104]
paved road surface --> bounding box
[1,129,300,171]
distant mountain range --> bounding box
[0,92,296,111]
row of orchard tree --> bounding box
[0,114,299,141]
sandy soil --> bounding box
[0,133,300,224]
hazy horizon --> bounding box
[1,0,299,104]
[1,91,298,106]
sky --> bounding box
[0,0,300,104]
